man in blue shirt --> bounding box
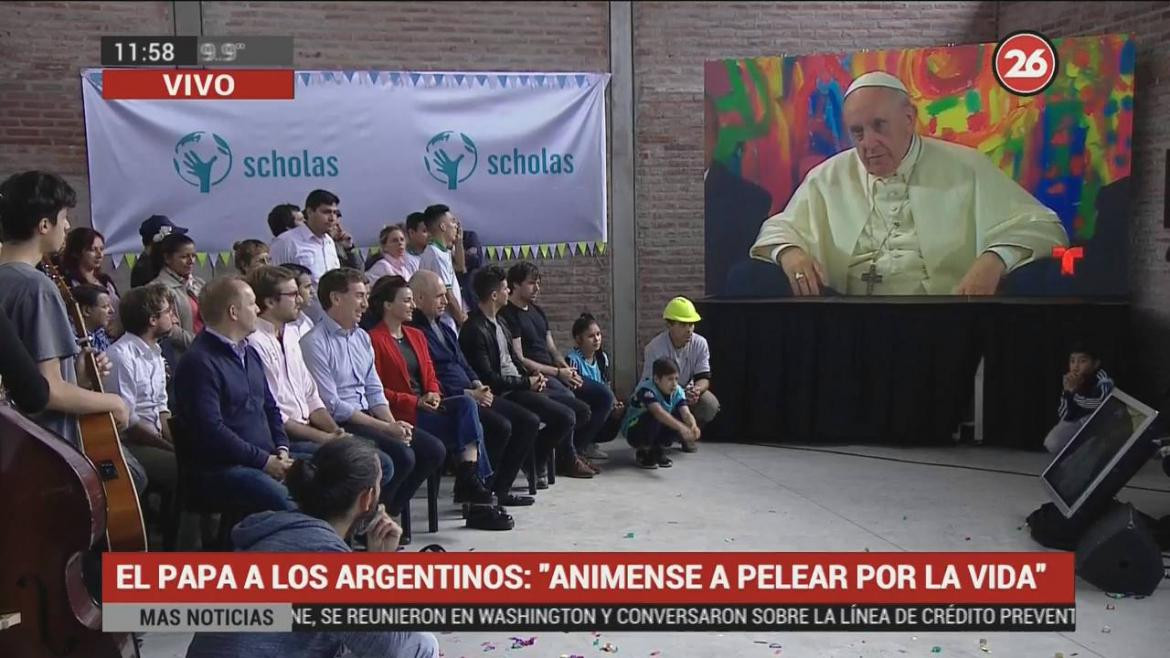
[300,268,445,520]
[173,275,315,514]
[409,270,536,507]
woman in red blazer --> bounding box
[367,276,512,531]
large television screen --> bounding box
[704,35,1134,298]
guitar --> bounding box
[42,259,147,552]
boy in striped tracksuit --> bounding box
[1043,344,1114,454]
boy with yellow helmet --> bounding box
[640,297,720,452]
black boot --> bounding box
[453,461,495,506]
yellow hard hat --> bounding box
[663,296,701,323]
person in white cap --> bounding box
[750,71,1067,296]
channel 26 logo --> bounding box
[993,31,1059,96]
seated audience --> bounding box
[404,211,428,271]
[268,189,341,321]
[280,261,316,335]
[331,212,363,270]
[418,204,467,332]
[266,202,304,238]
[642,296,720,451]
[173,275,312,514]
[103,283,178,496]
[367,275,514,530]
[150,232,205,357]
[300,268,446,524]
[72,283,114,353]
[0,171,131,476]
[245,265,395,508]
[461,266,584,486]
[184,437,438,658]
[233,238,271,275]
[623,357,701,470]
[62,227,120,332]
[131,214,187,288]
[502,262,610,473]
[367,224,418,285]
[410,270,537,506]
[1044,343,1115,454]
[455,219,484,310]
[566,313,624,452]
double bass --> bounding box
[0,402,138,657]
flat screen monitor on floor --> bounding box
[1041,389,1159,518]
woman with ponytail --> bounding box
[566,313,624,451]
[185,437,439,658]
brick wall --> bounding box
[199,0,613,357]
[998,1,1170,395]
[0,1,610,353]
[630,1,998,354]
[6,1,1169,394]
[0,1,175,227]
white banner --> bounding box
[81,70,609,256]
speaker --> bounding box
[1075,502,1164,596]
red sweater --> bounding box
[368,323,441,425]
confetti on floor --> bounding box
[624,532,635,539]
[1106,603,1116,610]
[600,642,619,653]
[508,636,536,649]
[931,646,942,653]
[979,638,990,653]
[1101,625,1112,633]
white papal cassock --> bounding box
[749,134,1069,295]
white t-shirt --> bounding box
[418,242,462,333]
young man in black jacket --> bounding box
[459,265,588,485]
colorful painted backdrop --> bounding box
[705,34,1134,242]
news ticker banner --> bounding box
[81,69,609,256]
[102,552,1076,633]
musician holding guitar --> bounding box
[1,171,144,657]
[0,172,145,512]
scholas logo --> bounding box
[174,131,232,193]
[174,131,339,193]
[425,130,574,190]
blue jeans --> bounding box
[417,394,492,482]
[571,377,616,447]
[625,409,686,450]
[345,419,446,517]
[195,444,317,515]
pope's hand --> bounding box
[777,247,827,296]
[954,252,1007,296]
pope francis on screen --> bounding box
[749,71,1069,296]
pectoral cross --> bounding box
[862,262,883,295]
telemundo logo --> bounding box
[425,130,575,191]
[174,131,340,193]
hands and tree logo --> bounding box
[173,131,233,193]
[425,130,478,190]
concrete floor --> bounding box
[142,441,1170,658]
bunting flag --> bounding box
[196,252,208,266]
[219,251,232,266]
[485,246,497,261]
[556,243,567,258]
[124,253,138,269]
